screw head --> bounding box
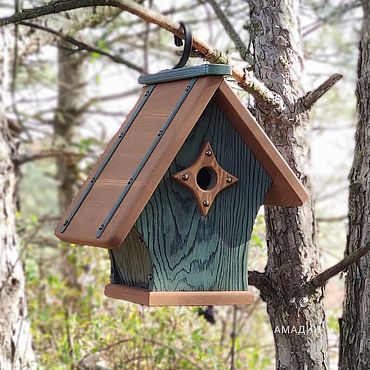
[226,176,233,183]
[203,200,210,207]
[98,224,104,230]
[205,149,212,157]
[63,220,68,226]
[182,173,189,181]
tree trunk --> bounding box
[0,28,36,370]
[249,1,329,369]
[339,2,370,369]
[54,39,86,210]
[50,38,87,365]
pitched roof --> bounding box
[55,76,308,249]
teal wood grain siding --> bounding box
[109,228,152,289]
[110,99,272,291]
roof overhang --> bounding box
[55,76,308,249]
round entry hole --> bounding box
[196,167,217,190]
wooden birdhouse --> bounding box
[55,64,308,306]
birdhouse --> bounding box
[55,64,308,306]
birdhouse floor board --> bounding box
[104,284,254,306]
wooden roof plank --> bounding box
[55,76,224,248]
[55,76,308,250]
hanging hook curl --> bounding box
[173,22,193,69]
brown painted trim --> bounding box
[104,284,254,306]
[214,81,309,206]
[172,142,238,216]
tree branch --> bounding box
[14,149,83,165]
[20,21,144,72]
[301,73,343,110]
[0,0,285,113]
[248,270,283,303]
[204,0,253,64]
[304,241,370,295]
[317,215,347,223]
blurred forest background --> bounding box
[0,0,364,369]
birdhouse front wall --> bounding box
[110,99,272,292]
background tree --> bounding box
[0,26,36,369]
[248,1,328,368]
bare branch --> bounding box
[305,241,370,294]
[20,21,144,72]
[317,215,347,223]
[14,149,83,165]
[204,0,253,64]
[248,270,283,303]
[0,0,285,113]
[78,337,203,370]
[301,73,343,110]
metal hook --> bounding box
[173,22,193,69]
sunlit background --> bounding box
[0,1,362,368]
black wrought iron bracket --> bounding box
[173,21,193,69]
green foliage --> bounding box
[25,236,273,369]
[327,312,340,333]
[18,152,273,369]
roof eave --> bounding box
[214,80,309,207]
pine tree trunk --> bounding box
[0,28,36,370]
[249,1,329,368]
[339,2,370,369]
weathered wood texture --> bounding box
[134,100,271,292]
[109,228,151,289]
[249,1,329,369]
[339,2,370,369]
[105,284,254,306]
[56,76,223,247]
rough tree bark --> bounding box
[0,28,36,370]
[339,2,370,369]
[249,1,329,369]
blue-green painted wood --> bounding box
[133,100,272,292]
[138,64,231,85]
[109,228,152,289]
